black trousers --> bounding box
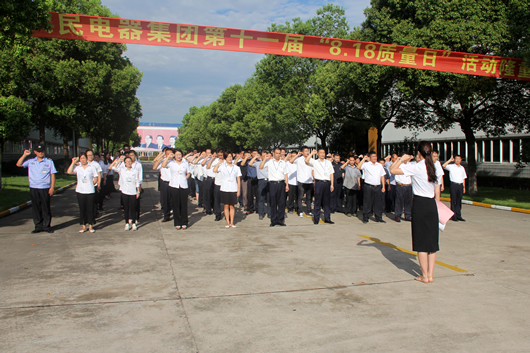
[188,176,196,197]
[257,179,270,217]
[122,193,138,223]
[363,184,384,221]
[246,178,258,212]
[394,184,412,220]
[286,183,298,212]
[160,180,172,220]
[269,181,286,225]
[97,186,105,209]
[297,183,313,214]
[314,181,331,222]
[76,192,96,225]
[202,177,214,214]
[170,187,189,226]
[385,184,396,212]
[450,182,464,219]
[344,187,359,215]
[30,188,52,231]
[213,184,222,217]
[330,181,343,212]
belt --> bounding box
[269,180,284,184]
[315,179,330,183]
[206,176,213,180]
[397,182,411,187]
[365,183,381,187]
[248,177,257,180]
[258,178,268,181]
[451,181,463,185]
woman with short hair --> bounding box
[214,151,242,228]
[109,155,141,231]
[67,153,100,233]
[162,149,190,230]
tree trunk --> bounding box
[461,121,478,195]
[0,138,4,192]
[63,137,70,173]
[39,116,46,145]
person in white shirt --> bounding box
[153,147,173,222]
[249,150,271,220]
[214,151,242,228]
[67,153,101,233]
[97,152,108,211]
[341,156,362,217]
[86,150,103,219]
[285,151,299,214]
[295,146,314,217]
[432,151,445,192]
[162,149,191,230]
[384,154,397,213]
[443,155,467,222]
[128,150,143,221]
[200,148,214,215]
[260,148,289,227]
[357,151,387,224]
[207,149,225,222]
[305,148,335,225]
[392,153,413,222]
[109,155,141,231]
[390,141,443,284]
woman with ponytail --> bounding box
[390,141,444,283]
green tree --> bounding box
[0,0,51,48]
[362,0,530,194]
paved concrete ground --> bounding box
[1,172,529,352]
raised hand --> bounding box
[311,149,317,155]
[23,149,31,156]
[71,157,79,163]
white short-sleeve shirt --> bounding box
[295,156,313,184]
[167,160,189,189]
[309,159,334,181]
[262,159,288,181]
[361,162,386,185]
[74,164,98,194]
[400,159,440,198]
[444,164,467,184]
[117,165,140,196]
[286,162,298,186]
[218,163,242,192]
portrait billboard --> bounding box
[136,123,181,151]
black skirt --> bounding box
[220,191,237,205]
[411,195,439,253]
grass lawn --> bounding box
[441,186,530,210]
[0,174,77,212]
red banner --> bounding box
[33,12,530,81]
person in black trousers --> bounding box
[162,149,190,230]
[341,156,362,217]
[16,145,57,234]
[330,154,344,213]
[153,148,173,222]
[357,152,387,223]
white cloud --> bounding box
[101,0,372,123]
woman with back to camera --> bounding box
[390,141,444,283]
[67,152,100,233]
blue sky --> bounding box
[101,0,372,124]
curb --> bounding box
[440,197,530,214]
[0,182,77,219]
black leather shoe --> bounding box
[323,220,334,224]
[277,222,286,226]
[161,219,170,223]
[458,217,466,222]
[362,219,369,224]
[313,218,319,225]
[31,229,42,234]
[270,223,275,227]
[215,216,223,222]
[44,228,54,233]
[376,219,386,223]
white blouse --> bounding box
[218,163,242,192]
[116,165,140,196]
[400,159,444,198]
[167,160,190,189]
[74,165,98,194]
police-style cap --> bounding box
[35,144,45,152]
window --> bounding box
[492,140,500,162]
[512,139,521,162]
[476,141,483,163]
[502,140,510,162]
[484,140,491,162]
